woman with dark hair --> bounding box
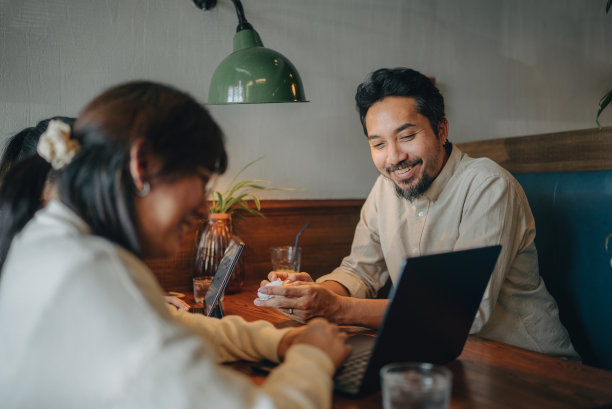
[0,116,76,181]
[0,116,75,270]
[0,81,350,408]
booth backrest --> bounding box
[514,171,612,370]
[457,127,612,370]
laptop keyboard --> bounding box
[334,341,373,394]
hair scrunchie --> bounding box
[36,120,81,170]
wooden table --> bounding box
[203,285,612,409]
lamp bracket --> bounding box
[193,0,254,32]
[193,0,217,10]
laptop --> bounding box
[334,245,502,396]
[199,235,245,318]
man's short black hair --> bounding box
[355,67,446,137]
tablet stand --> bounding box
[210,302,224,318]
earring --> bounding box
[137,182,151,197]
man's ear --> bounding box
[437,118,449,144]
[129,138,149,191]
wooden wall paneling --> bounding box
[456,126,612,173]
[146,199,364,293]
[233,200,363,284]
[145,230,199,293]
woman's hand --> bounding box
[277,318,351,370]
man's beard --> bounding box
[386,158,434,201]
[393,172,434,201]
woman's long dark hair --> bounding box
[0,117,75,271]
[0,82,227,274]
[0,116,75,182]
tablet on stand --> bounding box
[204,235,245,318]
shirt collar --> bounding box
[422,144,463,202]
[45,199,93,235]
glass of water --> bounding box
[270,246,301,273]
[192,276,212,305]
[380,362,452,409]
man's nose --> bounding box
[387,140,407,165]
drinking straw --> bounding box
[294,222,310,249]
[293,223,310,269]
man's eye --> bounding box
[400,133,417,141]
[371,143,385,150]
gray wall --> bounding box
[1,0,611,199]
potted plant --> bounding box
[194,156,286,292]
[208,156,269,219]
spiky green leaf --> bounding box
[227,156,265,188]
[251,195,261,211]
[223,193,250,212]
[206,156,298,218]
[209,191,224,213]
[224,179,267,199]
[236,201,265,218]
[596,89,612,129]
[247,184,266,190]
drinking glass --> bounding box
[192,276,213,305]
[380,362,452,409]
[270,246,301,273]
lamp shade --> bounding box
[208,28,306,104]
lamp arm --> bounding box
[231,0,254,32]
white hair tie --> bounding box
[36,120,81,170]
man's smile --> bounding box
[387,159,422,183]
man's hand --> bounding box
[277,318,351,370]
[255,280,345,324]
[262,270,314,286]
[256,271,387,328]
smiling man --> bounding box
[256,67,580,360]
[366,96,448,201]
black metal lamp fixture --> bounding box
[193,0,307,104]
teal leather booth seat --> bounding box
[514,170,612,370]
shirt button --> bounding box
[417,211,424,217]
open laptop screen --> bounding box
[336,244,502,396]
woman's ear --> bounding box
[129,138,149,192]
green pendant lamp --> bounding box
[194,0,307,104]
